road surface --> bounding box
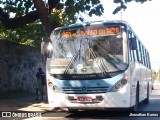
[24,90,160,120]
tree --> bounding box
[0,0,104,37]
[152,70,157,80]
[0,21,45,50]
[0,0,151,45]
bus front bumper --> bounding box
[48,92,131,109]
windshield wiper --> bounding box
[64,38,110,76]
[89,47,109,76]
[64,39,84,74]
[64,48,80,74]
[87,39,109,76]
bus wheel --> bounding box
[130,83,139,112]
[143,83,149,104]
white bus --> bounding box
[42,20,152,111]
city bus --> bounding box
[42,20,152,111]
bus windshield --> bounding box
[49,24,128,77]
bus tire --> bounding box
[143,83,149,104]
[130,82,139,112]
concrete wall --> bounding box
[0,40,45,94]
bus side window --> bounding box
[128,31,134,61]
[140,42,145,65]
[146,51,151,69]
[145,49,149,68]
[133,50,138,62]
[132,35,139,62]
[128,31,138,62]
[139,41,144,65]
[136,40,142,63]
[140,43,144,65]
[142,47,146,66]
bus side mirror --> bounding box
[129,38,137,50]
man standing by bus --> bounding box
[35,67,46,101]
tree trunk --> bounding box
[32,0,52,37]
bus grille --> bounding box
[62,86,109,94]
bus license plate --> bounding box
[77,96,92,102]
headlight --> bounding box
[48,82,61,93]
[111,76,128,92]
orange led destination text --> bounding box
[62,27,120,38]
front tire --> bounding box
[130,82,139,112]
[143,83,149,104]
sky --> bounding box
[84,0,160,71]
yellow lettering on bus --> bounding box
[61,27,120,38]
[98,29,106,35]
[62,32,71,38]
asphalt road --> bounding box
[25,89,160,120]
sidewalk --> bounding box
[0,91,52,112]
[0,92,70,120]
[0,98,50,112]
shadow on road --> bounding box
[65,110,131,118]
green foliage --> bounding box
[0,0,104,24]
[0,21,45,50]
[124,0,152,3]
[0,0,151,49]
[151,70,160,80]
[113,0,151,14]
[0,0,105,48]
[152,70,157,80]
[0,0,35,17]
[63,0,104,24]
[0,0,42,50]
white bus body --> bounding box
[43,20,152,111]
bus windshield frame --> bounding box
[48,23,129,80]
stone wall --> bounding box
[0,40,45,94]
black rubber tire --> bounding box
[130,82,139,112]
[143,83,149,104]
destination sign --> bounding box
[61,26,120,38]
